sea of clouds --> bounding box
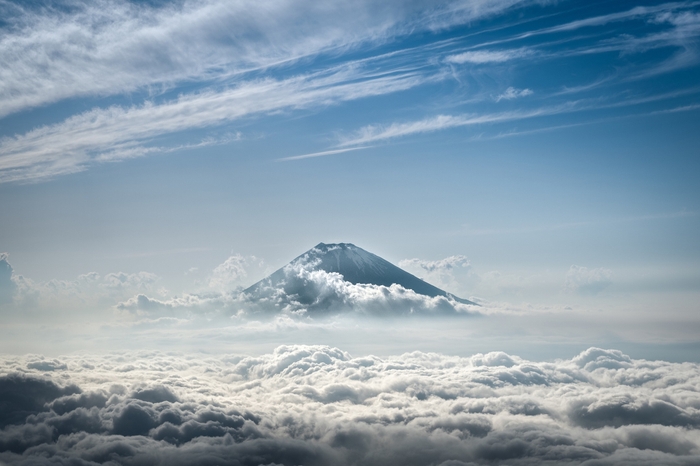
[1,345,699,465]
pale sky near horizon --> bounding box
[1,0,699,358]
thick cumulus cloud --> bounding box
[240,262,476,317]
[0,346,699,465]
[209,254,267,291]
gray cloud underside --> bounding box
[1,346,699,465]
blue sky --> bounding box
[0,0,699,356]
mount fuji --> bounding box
[242,243,476,314]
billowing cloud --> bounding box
[0,253,17,304]
[3,266,163,316]
[565,265,613,295]
[399,256,473,298]
[117,254,477,318]
[239,256,477,317]
[209,254,267,291]
[0,345,698,464]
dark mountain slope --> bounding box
[244,242,475,306]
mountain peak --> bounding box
[243,243,476,314]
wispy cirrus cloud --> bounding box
[336,107,568,147]
[496,86,533,101]
[470,2,700,74]
[335,84,700,148]
[2,0,699,179]
[445,47,534,64]
[0,64,437,183]
[0,0,539,119]
[484,1,700,44]
[278,146,373,161]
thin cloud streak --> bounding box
[529,1,697,35]
[0,65,437,183]
[336,105,577,147]
[337,85,700,147]
[452,8,700,77]
[474,1,700,47]
[279,146,372,161]
[445,48,534,64]
[480,100,700,139]
[648,103,700,114]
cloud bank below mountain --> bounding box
[1,346,699,465]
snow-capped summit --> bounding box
[243,243,476,310]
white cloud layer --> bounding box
[0,345,699,464]
[1,256,162,316]
[104,244,483,319]
[118,261,477,318]
[1,250,478,319]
